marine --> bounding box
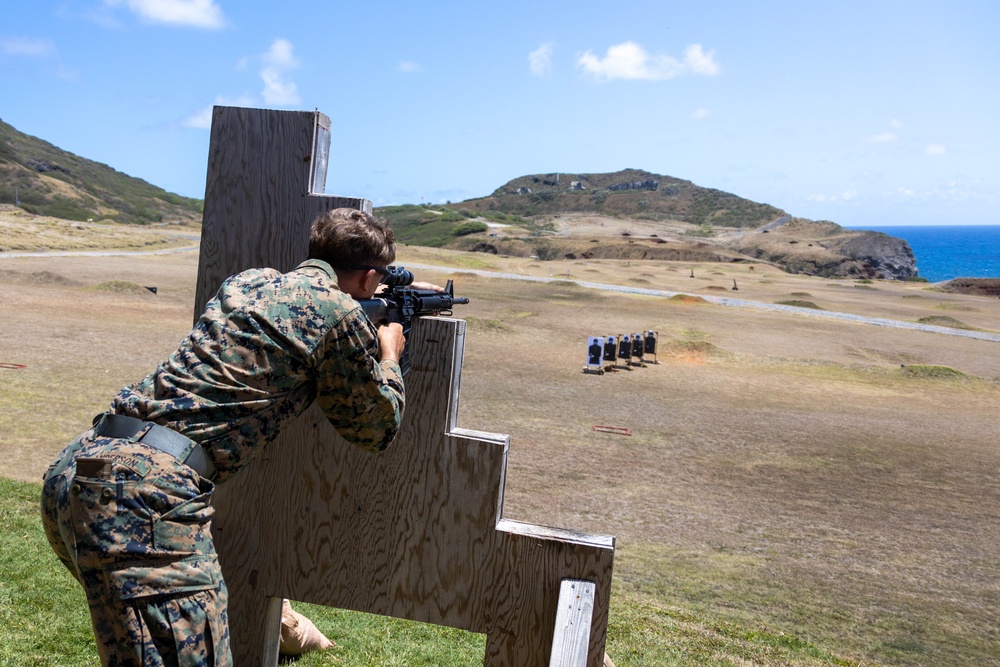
[41,208,415,666]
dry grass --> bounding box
[0,205,196,253]
[2,247,1000,666]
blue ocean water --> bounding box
[846,225,1000,283]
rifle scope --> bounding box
[381,266,415,287]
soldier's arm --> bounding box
[312,307,405,452]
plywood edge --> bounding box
[306,193,372,214]
[497,519,615,550]
[449,427,510,447]
[549,579,596,667]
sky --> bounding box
[2,1,998,227]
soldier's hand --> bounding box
[377,322,406,363]
[410,281,444,292]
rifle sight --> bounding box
[380,266,415,288]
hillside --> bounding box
[0,117,916,281]
[377,170,919,280]
[469,168,786,227]
[0,118,202,226]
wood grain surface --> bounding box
[202,106,615,666]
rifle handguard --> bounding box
[357,275,469,376]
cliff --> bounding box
[722,218,918,280]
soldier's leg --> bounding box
[104,583,230,667]
[41,435,121,663]
[40,436,87,581]
[46,433,231,666]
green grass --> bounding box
[376,205,460,247]
[1,477,859,666]
[899,364,967,380]
[0,478,98,667]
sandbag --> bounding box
[279,599,335,656]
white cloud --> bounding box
[871,132,897,143]
[263,38,297,69]
[104,0,225,28]
[183,106,215,129]
[883,180,987,204]
[183,94,257,129]
[578,41,720,81]
[889,118,902,128]
[690,107,711,120]
[260,39,300,106]
[1,36,57,58]
[529,43,553,77]
[398,61,421,73]
[807,189,859,204]
[184,39,301,130]
[925,143,947,155]
[683,44,720,76]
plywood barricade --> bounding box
[197,106,615,667]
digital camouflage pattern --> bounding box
[42,433,231,666]
[111,258,405,482]
[42,258,406,665]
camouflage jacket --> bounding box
[111,259,405,482]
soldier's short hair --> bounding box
[308,208,396,269]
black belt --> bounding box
[92,413,217,481]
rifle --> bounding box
[358,266,470,376]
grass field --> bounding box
[1,244,999,666]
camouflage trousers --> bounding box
[41,427,232,666]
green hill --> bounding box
[376,170,919,280]
[0,118,202,226]
[468,168,787,227]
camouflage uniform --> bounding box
[42,259,405,666]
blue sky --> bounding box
[2,1,997,227]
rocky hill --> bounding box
[720,218,917,279]
[939,278,1000,297]
[465,168,786,228]
[0,118,202,226]
[378,170,919,280]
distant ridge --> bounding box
[467,168,786,228]
[377,169,919,280]
[0,118,202,225]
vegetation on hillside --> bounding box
[0,118,202,226]
[377,204,551,248]
[460,168,787,228]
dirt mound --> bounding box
[939,278,1000,298]
[667,294,709,304]
[900,364,967,380]
[93,280,153,296]
[776,299,823,310]
[0,269,81,286]
[916,315,974,330]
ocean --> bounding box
[846,225,1000,283]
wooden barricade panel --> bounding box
[199,106,615,667]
